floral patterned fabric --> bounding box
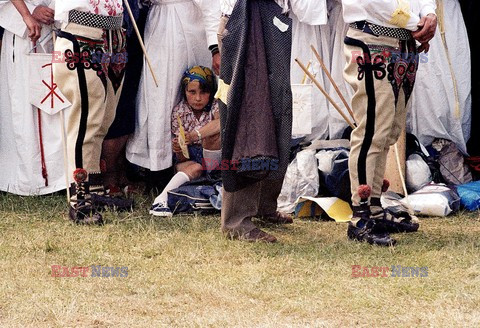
[88,0,123,16]
[55,0,123,24]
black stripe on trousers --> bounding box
[344,36,376,187]
[56,31,89,170]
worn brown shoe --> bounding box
[241,228,277,243]
[259,211,293,225]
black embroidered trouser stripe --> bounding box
[56,31,89,170]
[344,36,376,191]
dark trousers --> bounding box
[221,179,283,236]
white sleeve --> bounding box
[343,0,423,30]
[0,1,37,38]
[418,0,436,18]
[194,0,221,47]
[290,0,328,25]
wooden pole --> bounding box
[394,142,414,215]
[311,45,355,123]
[123,0,159,87]
[59,110,71,205]
[295,58,355,129]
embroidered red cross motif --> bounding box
[40,63,65,109]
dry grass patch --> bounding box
[0,193,479,327]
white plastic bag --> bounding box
[403,184,459,217]
[277,149,319,213]
[406,153,432,192]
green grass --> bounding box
[0,193,479,327]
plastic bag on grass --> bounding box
[456,181,480,211]
[278,149,319,213]
[403,184,460,217]
[406,153,432,192]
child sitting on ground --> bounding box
[150,66,221,217]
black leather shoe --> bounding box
[91,193,134,211]
[347,221,396,247]
[371,206,419,233]
[69,201,104,225]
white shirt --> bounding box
[221,0,327,25]
[55,0,123,25]
[0,0,55,38]
[342,0,436,31]
[191,0,222,46]
[221,0,288,15]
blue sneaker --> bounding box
[149,203,173,217]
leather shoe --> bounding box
[259,211,293,224]
[69,201,104,225]
[240,228,277,243]
[347,221,396,246]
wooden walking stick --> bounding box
[51,31,71,205]
[60,110,71,205]
[295,58,355,129]
[311,45,355,123]
[123,0,159,87]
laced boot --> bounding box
[69,169,103,225]
[370,198,419,233]
[347,204,396,247]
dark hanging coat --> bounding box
[459,0,480,155]
[219,0,293,192]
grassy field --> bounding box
[0,193,479,327]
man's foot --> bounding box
[69,201,103,225]
[150,203,173,217]
[371,206,419,233]
[240,228,277,243]
[259,211,293,224]
[347,221,396,247]
[348,205,395,246]
[91,193,134,212]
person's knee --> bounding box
[181,163,203,180]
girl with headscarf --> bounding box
[150,66,221,217]
[126,0,220,180]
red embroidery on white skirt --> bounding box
[89,0,123,16]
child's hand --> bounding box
[172,138,181,153]
[185,132,194,145]
[23,15,41,42]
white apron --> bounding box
[126,0,213,171]
[290,8,331,142]
[327,0,354,139]
[0,0,68,195]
